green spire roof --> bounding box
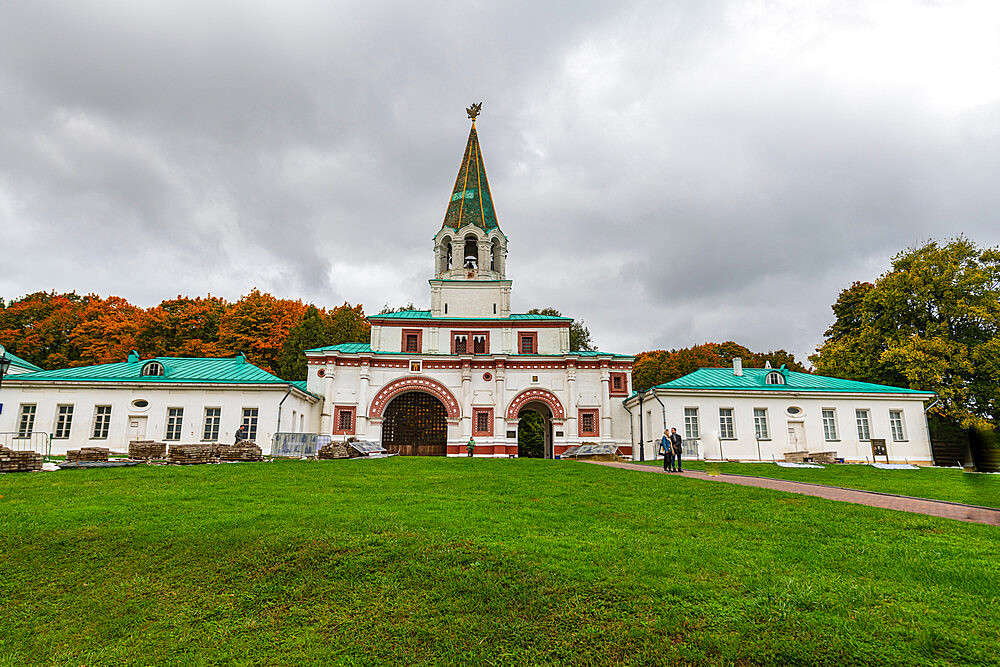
[441,114,500,232]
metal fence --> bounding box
[270,432,322,457]
[0,432,51,457]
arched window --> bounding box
[765,371,784,385]
[464,235,478,269]
[141,361,164,377]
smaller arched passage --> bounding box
[506,388,565,421]
[517,403,552,458]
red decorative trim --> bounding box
[473,408,494,436]
[368,376,461,419]
[370,317,571,329]
[578,408,599,437]
[449,330,490,354]
[518,332,538,355]
[609,372,629,397]
[482,372,493,381]
[402,329,422,354]
[506,388,566,420]
[317,368,325,377]
[315,355,632,371]
[332,405,356,435]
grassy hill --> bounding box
[2,458,998,665]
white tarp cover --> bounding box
[776,462,825,469]
[871,462,920,470]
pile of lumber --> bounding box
[216,441,263,462]
[129,440,166,459]
[784,450,837,464]
[318,442,350,459]
[66,447,110,463]
[167,444,216,465]
[0,446,43,473]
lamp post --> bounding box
[636,388,647,462]
[0,345,12,390]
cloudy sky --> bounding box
[2,0,999,362]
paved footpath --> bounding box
[586,461,1000,526]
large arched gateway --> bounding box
[381,391,448,456]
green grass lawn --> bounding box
[638,458,1000,508]
[2,458,999,665]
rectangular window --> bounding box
[17,404,37,438]
[165,407,184,441]
[54,405,74,439]
[92,405,112,439]
[203,407,221,441]
[333,405,356,435]
[402,328,422,353]
[822,409,838,441]
[473,333,487,354]
[454,334,468,354]
[719,408,735,439]
[578,409,599,437]
[473,408,493,436]
[684,408,700,440]
[855,409,871,441]
[519,332,537,354]
[753,408,769,440]
[242,408,259,441]
[889,410,906,441]
[609,372,629,397]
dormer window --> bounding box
[141,361,164,377]
[765,372,785,385]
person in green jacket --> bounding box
[467,437,476,457]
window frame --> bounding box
[578,408,600,437]
[683,407,700,440]
[451,331,469,354]
[402,328,422,354]
[472,407,494,436]
[889,410,907,442]
[16,404,37,438]
[518,332,538,355]
[765,371,785,385]
[821,408,839,441]
[333,405,356,436]
[203,407,221,441]
[242,407,259,441]
[855,409,871,441]
[141,361,164,377]
[753,407,770,440]
[471,331,489,355]
[92,405,112,440]
[53,404,75,440]
[718,407,736,440]
[165,407,184,441]
[609,372,629,397]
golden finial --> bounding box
[466,102,482,121]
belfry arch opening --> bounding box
[517,402,553,459]
[463,235,478,269]
[381,391,448,456]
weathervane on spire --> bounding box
[466,102,482,121]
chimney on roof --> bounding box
[128,350,140,363]
[764,360,772,369]
[733,357,743,376]
[235,353,246,364]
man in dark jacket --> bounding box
[669,428,683,472]
[235,424,247,444]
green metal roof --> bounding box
[369,310,572,322]
[655,368,933,395]
[9,355,294,385]
[305,342,631,359]
[441,120,500,233]
[3,350,43,372]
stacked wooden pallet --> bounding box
[167,444,217,465]
[66,447,110,463]
[216,441,263,462]
[129,440,167,459]
[317,442,350,459]
[0,446,43,473]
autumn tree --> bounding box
[811,237,1000,430]
[217,289,307,374]
[0,291,92,368]
[527,307,596,351]
[632,342,809,391]
[137,296,230,358]
[72,296,146,365]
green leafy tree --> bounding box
[378,303,418,314]
[810,237,1000,430]
[328,302,372,346]
[276,305,333,380]
[526,307,596,351]
[517,410,546,458]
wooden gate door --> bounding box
[382,392,448,456]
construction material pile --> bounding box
[216,441,263,462]
[0,446,43,473]
[129,440,166,459]
[66,447,110,463]
[784,451,837,464]
[318,442,350,459]
[167,444,217,465]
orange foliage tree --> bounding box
[632,342,809,391]
[217,289,307,374]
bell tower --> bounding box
[430,104,511,318]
